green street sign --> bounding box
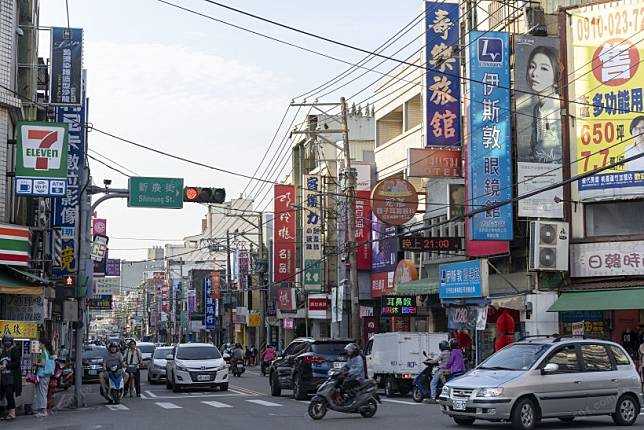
[128,177,184,209]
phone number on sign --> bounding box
[578,121,626,171]
[575,7,644,42]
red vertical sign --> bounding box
[362,316,379,346]
[370,272,388,298]
[355,191,372,270]
[274,184,296,283]
[211,272,221,299]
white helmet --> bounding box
[344,343,360,357]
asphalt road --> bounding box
[5,368,643,430]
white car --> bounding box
[166,343,229,392]
[137,342,156,366]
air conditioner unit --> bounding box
[529,221,569,271]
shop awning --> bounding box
[396,278,439,296]
[0,270,43,295]
[547,287,644,312]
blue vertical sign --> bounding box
[51,102,86,276]
[425,1,461,147]
[204,277,216,329]
[468,32,513,240]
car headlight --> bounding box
[476,387,504,397]
[176,364,188,372]
[440,386,450,397]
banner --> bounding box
[302,175,321,290]
[439,259,489,299]
[50,27,83,105]
[568,1,644,199]
[371,215,398,273]
[211,271,221,299]
[0,320,38,339]
[92,218,107,237]
[277,287,296,311]
[307,294,328,319]
[238,250,249,290]
[425,1,461,147]
[515,35,564,218]
[274,185,295,283]
[467,31,513,240]
[204,277,216,329]
[370,272,393,298]
[356,191,372,270]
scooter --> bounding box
[412,351,438,403]
[222,350,232,365]
[308,368,381,420]
[100,366,125,404]
[260,359,271,376]
[230,360,245,377]
[54,359,74,391]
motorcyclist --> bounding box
[446,338,466,380]
[429,340,451,402]
[231,343,244,367]
[100,342,128,400]
[260,345,276,374]
[123,340,142,397]
[339,343,364,401]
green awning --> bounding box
[396,277,439,296]
[0,269,43,295]
[547,287,644,312]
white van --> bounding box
[365,332,448,397]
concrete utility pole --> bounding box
[340,97,360,344]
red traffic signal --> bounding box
[183,187,226,204]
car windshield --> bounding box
[83,347,106,359]
[176,346,221,360]
[478,343,550,371]
[153,348,172,359]
[138,345,155,354]
[312,342,350,355]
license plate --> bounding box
[333,362,343,369]
[453,400,467,411]
[197,374,210,381]
[88,370,97,375]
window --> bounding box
[479,343,550,370]
[176,346,221,360]
[546,345,579,372]
[365,340,373,356]
[581,344,613,371]
[585,200,644,237]
[283,342,301,356]
[610,346,631,366]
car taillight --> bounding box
[303,356,325,364]
[402,373,411,379]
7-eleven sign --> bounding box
[15,121,69,196]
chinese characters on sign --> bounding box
[277,287,295,311]
[355,191,372,270]
[381,296,417,316]
[467,32,513,241]
[399,235,462,252]
[308,294,328,319]
[370,272,393,298]
[238,250,249,290]
[407,148,462,177]
[211,272,221,299]
[570,3,644,199]
[425,2,461,147]
[439,259,489,299]
[571,241,644,277]
[274,185,296,283]
[204,276,216,329]
[0,320,38,339]
[371,178,418,226]
[86,295,113,310]
[50,28,83,106]
[303,175,321,290]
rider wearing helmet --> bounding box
[100,342,127,398]
[340,343,365,399]
[429,340,451,402]
[446,338,466,380]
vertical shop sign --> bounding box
[274,185,295,283]
[355,191,372,270]
[302,175,321,290]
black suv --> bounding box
[269,337,354,399]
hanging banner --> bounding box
[277,287,296,311]
[467,31,513,241]
[425,1,461,147]
[515,35,564,218]
[50,27,83,105]
[238,250,249,290]
[211,271,221,299]
[92,218,107,237]
[568,1,644,199]
[274,185,295,283]
[204,276,216,329]
[371,215,399,273]
[302,175,321,290]
[356,191,372,270]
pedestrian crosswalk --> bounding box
[202,400,233,408]
[112,398,287,412]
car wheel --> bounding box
[293,374,307,400]
[559,417,575,422]
[172,375,181,393]
[612,394,638,426]
[384,377,395,398]
[270,372,281,397]
[219,383,228,391]
[511,398,537,430]
[453,417,475,426]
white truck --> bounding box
[365,332,449,397]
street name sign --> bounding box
[128,177,184,209]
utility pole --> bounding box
[340,97,360,344]
[226,229,232,343]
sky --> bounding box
[38,0,421,261]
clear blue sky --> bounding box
[39,0,423,260]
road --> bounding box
[6,368,643,430]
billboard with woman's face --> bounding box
[515,36,564,218]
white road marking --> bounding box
[245,399,283,407]
[106,404,129,411]
[381,398,422,405]
[155,402,182,409]
[140,393,246,400]
[202,400,233,408]
[145,390,158,398]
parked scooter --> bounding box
[308,368,381,420]
[230,360,245,377]
[412,351,438,403]
[54,359,74,391]
[100,366,125,404]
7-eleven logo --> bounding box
[20,124,66,171]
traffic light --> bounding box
[183,187,226,204]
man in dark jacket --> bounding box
[0,334,22,420]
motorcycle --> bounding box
[100,366,125,404]
[54,359,74,391]
[222,350,232,365]
[412,351,438,403]
[230,360,245,377]
[260,359,271,376]
[308,368,381,420]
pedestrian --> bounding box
[33,337,55,417]
[250,345,258,366]
[622,327,639,358]
[0,334,21,420]
[244,346,251,366]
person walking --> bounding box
[0,334,21,420]
[250,345,258,366]
[244,346,251,367]
[33,338,55,418]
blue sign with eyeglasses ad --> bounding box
[439,259,489,299]
[467,31,513,241]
